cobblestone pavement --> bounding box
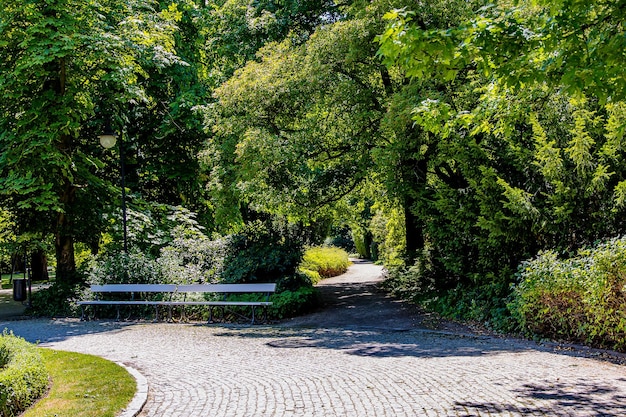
[3,262,626,417]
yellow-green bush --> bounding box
[299,247,350,279]
[0,332,48,417]
[510,237,626,351]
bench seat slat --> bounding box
[77,300,175,306]
[165,301,272,306]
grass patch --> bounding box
[1,273,53,289]
[22,349,136,417]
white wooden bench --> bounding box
[77,283,276,324]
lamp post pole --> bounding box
[99,126,128,253]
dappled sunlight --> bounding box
[214,326,522,359]
[455,379,626,417]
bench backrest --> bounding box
[89,283,276,294]
[176,283,276,293]
[90,284,177,293]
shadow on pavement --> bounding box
[212,326,527,359]
[455,378,626,417]
[0,318,139,345]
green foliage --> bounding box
[510,237,626,351]
[374,0,626,338]
[0,209,15,273]
[352,228,372,260]
[298,268,322,286]
[221,218,305,284]
[268,286,321,320]
[0,332,48,417]
[29,280,84,318]
[324,226,356,254]
[85,250,162,285]
[299,246,350,278]
[369,205,405,265]
[157,233,230,285]
[0,0,185,279]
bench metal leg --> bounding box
[116,306,121,321]
[208,306,214,324]
[251,306,256,325]
[263,305,268,324]
[80,306,86,321]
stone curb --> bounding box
[116,362,148,417]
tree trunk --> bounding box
[55,183,77,282]
[401,157,427,265]
[404,196,424,264]
[30,250,49,281]
[48,54,77,282]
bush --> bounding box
[29,280,84,317]
[157,230,230,284]
[221,219,305,283]
[324,226,356,253]
[299,247,350,278]
[85,250,162,285]
[268,286,321,319]
[0,332,48,417]
[510,237,626,351]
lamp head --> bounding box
[98,125,118,149]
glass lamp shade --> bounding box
[98,133,117,149]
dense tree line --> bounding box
[2,0,625,327]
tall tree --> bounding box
[207,0,478,264]
[0,0,183,281]
[375,0,626,299]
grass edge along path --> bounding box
[22,348,136,417]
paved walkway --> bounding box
[2,261,626,416]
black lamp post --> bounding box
[98,125,128,253]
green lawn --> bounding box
[1,273,54,289]
[22,349,136,417]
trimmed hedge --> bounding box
[299,247,350,279]
[0,332,48,417]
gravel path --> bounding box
[2,260,626,416]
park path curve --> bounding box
[2,260,626,416]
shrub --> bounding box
[299,247,349,278]
[157,230,230,284]
[221,219,305,283]
[85,250,162,285]
[0,332,48,417]
[30,277,85,318]
[269,286,321,319]
[510,237,626,351]
[298,268,322,286]
[324,226,356,253]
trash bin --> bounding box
[13,279,27,302]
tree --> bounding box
[375,0,626,310]
[197,0,345,231]
[0,0,183,281]
[206,0,483,265]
